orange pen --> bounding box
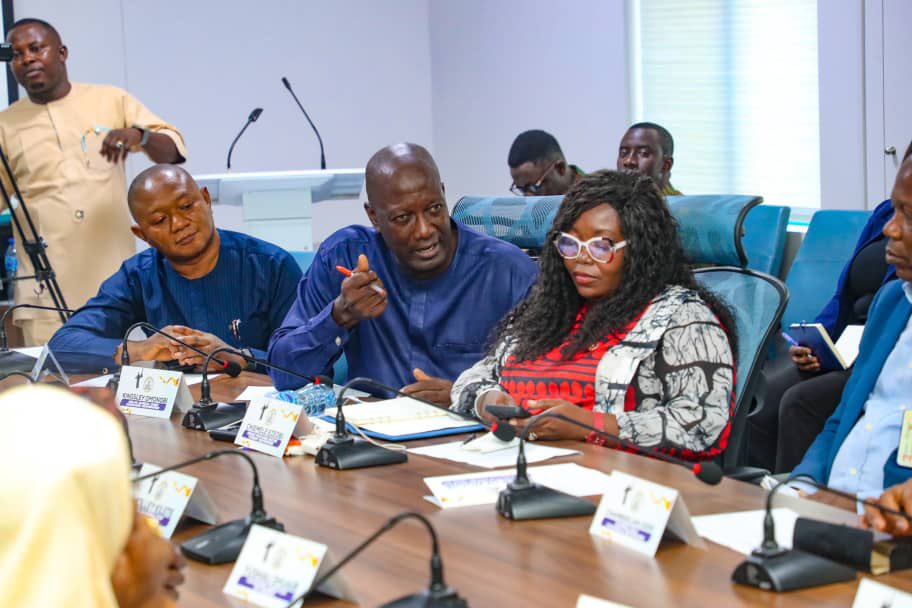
[335,265,384,294]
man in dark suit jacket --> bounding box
[792,156,912,504]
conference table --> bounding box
[124,373,912,607]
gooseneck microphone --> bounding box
[731,473,912,591]
[182,346,334,431]
[317,375,498,470]
[281,77,326,169]
[0,303,75,351]
[286,511,467,608]
[134,448,283,564]
[226,107,263,170]
[497,411,725,520]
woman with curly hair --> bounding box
[450,170,737,461]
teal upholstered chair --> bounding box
[451,195,563,253]
[781,210,872,329]
[290,250,317,273]
[742,205,791,277]
[669,195,788,473]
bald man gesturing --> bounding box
[268,143,538,405]
[48,164,302,370]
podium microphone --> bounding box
[497,411,723,521]
[281,77,326,169]
[133,449,283,564]
[730,473,912,591]
[286,511,467,608]
[0,303,75,351]
[226,107,263,170]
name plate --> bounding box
[116,365,193,418]
[223,524,354,607]
[235,396,303,458]
[133,463,219,539]
[588,470,704,557]
[853,578,912,607]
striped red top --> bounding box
[499,307,639,412]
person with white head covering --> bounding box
[0,384,184,607]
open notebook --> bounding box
[321,396,483,441]
[787,323,864,371]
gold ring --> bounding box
[528,432,538,442]
[115,141,124,149]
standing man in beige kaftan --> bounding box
[0,18,187,344]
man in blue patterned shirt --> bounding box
[49,165,302,371]
[268,143,538,405]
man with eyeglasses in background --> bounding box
[0,18,186,344]
[507,130,584,197]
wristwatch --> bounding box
[132,125,150,148]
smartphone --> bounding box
[486,405,532,420]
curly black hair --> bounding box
[496,169,736,361]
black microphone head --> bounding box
[694,461,723,485]
[221,360,243,378]
[281,76,291,89]
[491,421,516,442]
[249,107,263,122]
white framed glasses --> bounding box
[553,232,627,263]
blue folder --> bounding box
[318,415,484,442]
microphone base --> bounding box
[182,401,247,431]
[315,436,407,470]
[380,588,468,608]
[180,514,284,565]
[496,482,595,520]
[732,548,856,591]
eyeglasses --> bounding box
[510,161,557,196]
[553,232,627,264]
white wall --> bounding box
[428,0,630,202]
[14,0,435,242]
[11,0,877,218]
[817,0,868,210]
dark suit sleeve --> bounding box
[48,264,144,363]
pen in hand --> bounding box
[335,265,385,295]
[780,331,800,348]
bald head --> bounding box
[128,164,218,265]
[128,164,197,217]
[365,143,442,208]
[362,143,456,279]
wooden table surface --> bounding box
[125,373,912,607]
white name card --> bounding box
[853,578,912,608]
[133,463,219,539]
[223,524,354,607]
[116,366,193,418]
[235,396,303,458]
[589,470,705,557]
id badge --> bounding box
[897,409,912,468]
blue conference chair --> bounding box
[780,210,872,329]
[670,195,788,472]
[451,195,563,254]
[290,250,317,273]
[742,204,791,277]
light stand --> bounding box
[133,449,283,564]
[0,143,69,322]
